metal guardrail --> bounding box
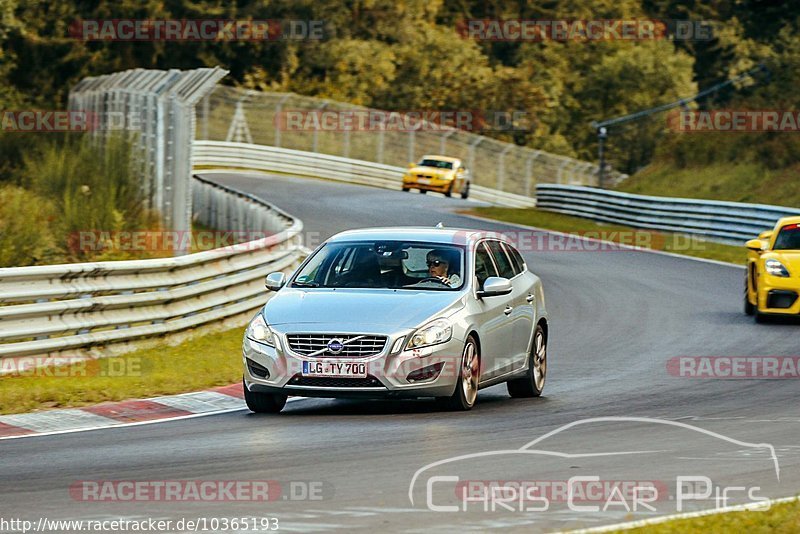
[197,86,629,192]
[536,184,800,243]
[193,141,537,208]
[0,177,306,359]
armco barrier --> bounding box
[536,184,800,243]
[0,177,307,359]
[192,140,538,208]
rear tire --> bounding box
[437,335,480,411]
[402,187,410,192]
[419,189,427,194]
[461,181,470,200]
[507,324,546,398]
[243,380,287,413]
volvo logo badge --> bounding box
[327,338,345,354]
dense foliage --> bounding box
[1,1,798,175]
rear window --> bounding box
[487,240,515,279]
[502,242,526,274]
[774,224,800,250]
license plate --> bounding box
[416,178,430,184]
[302,360,367,378]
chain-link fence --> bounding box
[69,68,228,253]
[197,85,627,196]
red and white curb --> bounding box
[0,383,294,441]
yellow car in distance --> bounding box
[745,216,800,321]
[402,155,471,199]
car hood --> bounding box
[409,166,453,178]
[263,288,465,332]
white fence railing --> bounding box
[0,177,306,359]
[536,184,800,243]
[193,141,537,208]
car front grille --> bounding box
[286,334,387,357]
[289,374,385,388]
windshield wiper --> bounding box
[292,281,319,288]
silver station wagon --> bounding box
[242,227,549,412]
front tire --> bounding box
[461,181,470,199]
[744,291,755,316]
[445,183,453,198]
[244,380,287,413]
[437,335,480,411]
[507,324,546,398]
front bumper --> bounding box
[402,176,453,193]
[757,275,800,315]
[243,332,463,399]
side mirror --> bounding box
[758,230,774,240]
[408,162,416,169]
[265,272,286,291]
[477,276,513,298]
[745,239,766,252]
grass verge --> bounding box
[620,498,800,533]
[465,207,745,265]
[617,160,800,208]
[0,326,245,415]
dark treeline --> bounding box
[2,0,800,173]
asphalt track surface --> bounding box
[2,172,799,533]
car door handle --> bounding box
[504,306,513,315]
[526,294,535,303]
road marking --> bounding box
[0,396,304,442]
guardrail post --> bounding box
[312,101,328,153]
[469,137,483,177]
[440,130,454,154]
[377,127,385,164]
[556,159,569,184]
[497,145,512,191]
[274,94,290,148]
[525,151,541,197]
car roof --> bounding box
[776,216,800,227]
[326,227,514,247]
[420,155,460,163]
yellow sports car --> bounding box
[745,216,800,321]
[402,155,471,199]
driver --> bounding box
[426,249,461,287]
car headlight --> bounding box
[765,259,790,277]
[406,319,452,350]
[246,313,276,347]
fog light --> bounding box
[247,358,270,379]
[407,362,445,383]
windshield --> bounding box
[292,241,465,290]
[773,224,800,250]
[418,159,454,170]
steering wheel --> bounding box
[414,276,451,286]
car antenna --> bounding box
[435,222,445,228]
